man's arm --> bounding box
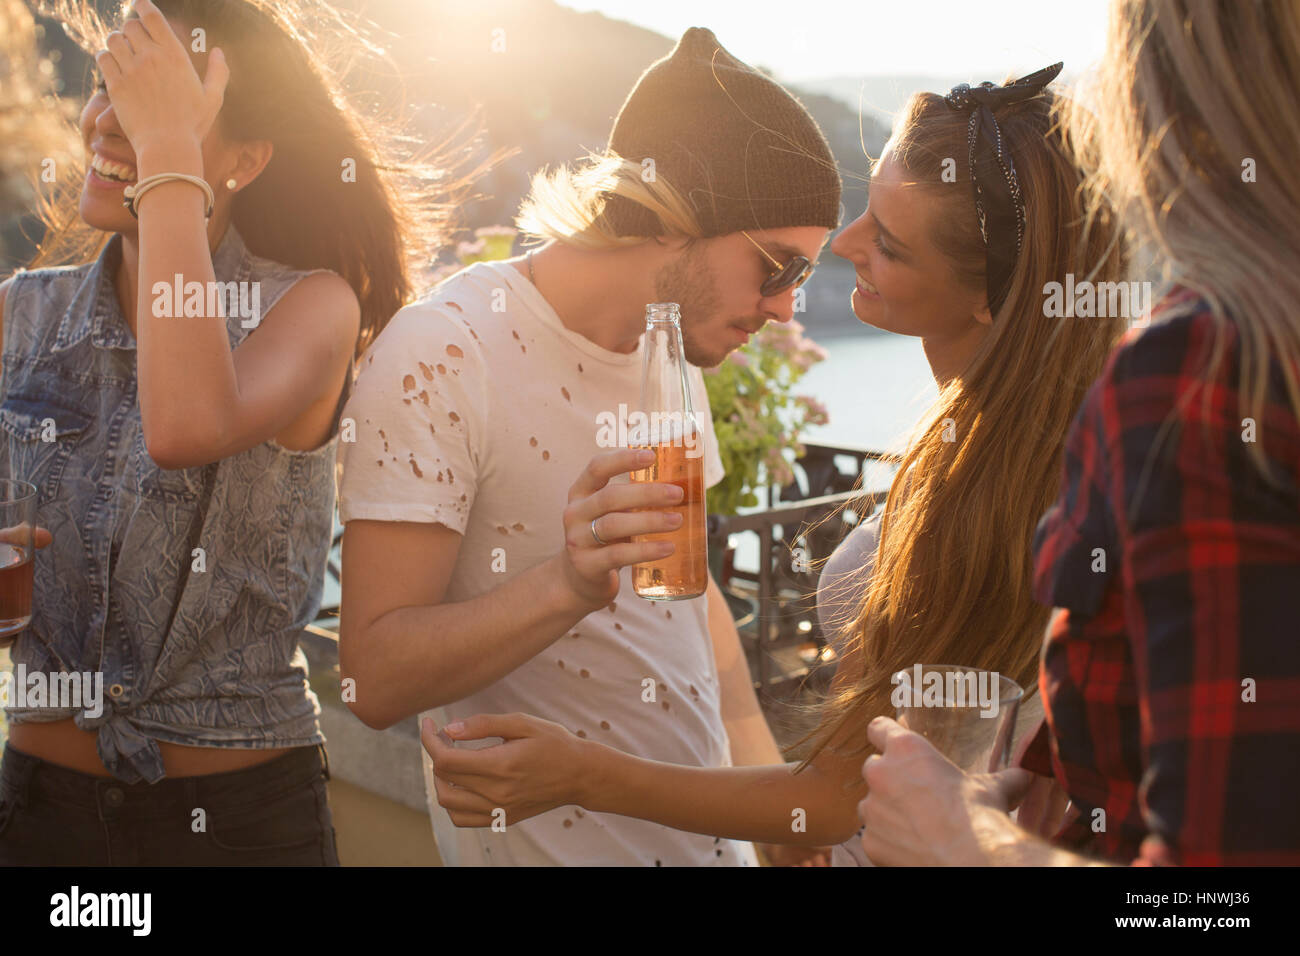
[340,448,685,730]
[340,520,596,730]
[971,804,1109,866]
[337,305,599,730]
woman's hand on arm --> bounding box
[423,622,876,847]
[422,714,595,827]
[423,711,865,846]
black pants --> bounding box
[0,742,340,866]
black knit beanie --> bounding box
[601,27,842,238]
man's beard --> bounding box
[652,243,725,368]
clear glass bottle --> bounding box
[630,303,707,600]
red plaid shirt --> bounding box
[1026,288,1300,866]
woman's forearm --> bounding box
[135,137,241,462]
[580,743,863,846]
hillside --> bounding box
[339,0,886,230]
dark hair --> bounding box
[31,0,473,356]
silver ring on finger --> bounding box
[590,517,607,547]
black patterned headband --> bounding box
[944,61,1064,315]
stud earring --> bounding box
[226,178,237,190]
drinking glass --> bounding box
[893,663,1024,772]
[0,479,38,645]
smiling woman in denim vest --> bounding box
[0,0,442,865]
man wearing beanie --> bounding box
[338,27,840,866]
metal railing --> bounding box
[709,443,898,699]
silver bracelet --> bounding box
[122,172,215,219]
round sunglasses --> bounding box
[742,231,814,297]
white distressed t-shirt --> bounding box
[338,260,757,866]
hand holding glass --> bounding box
[0,479,39,647]
[892,664,1024,772]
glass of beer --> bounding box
[892,664,1023,772]
[0,479,37,645]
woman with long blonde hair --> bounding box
[414,62,1131,864]
[860,0,1300,867]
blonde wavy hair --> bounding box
[1069,0,1300,489]
[0,0,78,225]
[516,152,704,248]
[799,84,1129,770]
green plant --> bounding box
[703,319,829,515]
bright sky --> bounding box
[561,0,1114,82]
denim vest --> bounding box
[1,226,344,784]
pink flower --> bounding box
[758,324,796,355]
[795,394,830,426]
[766,456,795,486]
[789,338,828,372]
[706,320,831,512]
